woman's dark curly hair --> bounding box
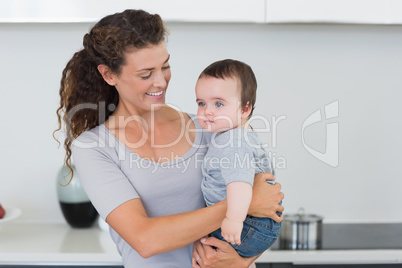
[54,9,168,180]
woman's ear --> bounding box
[241,102,252,119]
[97,64,116,86]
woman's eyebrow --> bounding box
[137,55,170,72]
[164,55,170,64]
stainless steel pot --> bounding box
[279,208,323,250]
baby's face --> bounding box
[195,76,244,133]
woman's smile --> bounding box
[145,90,165,98]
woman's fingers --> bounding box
[192,240,202,267]
[192,256,201,268]
[270,210,284,223]
[200,236,233,253]
[256,171,275,182]
[278,203,285,213]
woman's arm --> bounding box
[106,172,283,259]
[106,198,227,258]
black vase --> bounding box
[56,165,98,228]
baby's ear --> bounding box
[241,102,252,119]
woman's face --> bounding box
[111,42,171,114]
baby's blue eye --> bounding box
[216,102,223,108]
[198,102,206,107]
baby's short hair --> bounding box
[198,59,257,118]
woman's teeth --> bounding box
[146,91,163,96]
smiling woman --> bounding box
[54,9,284,268]
[54,9,168,173]
[97,43,171,115]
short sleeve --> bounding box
[212,129,256,186]
[72,131,139,220]
[219,143,255,186]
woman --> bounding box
[55,9,284,268]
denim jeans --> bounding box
[209,215,282,257]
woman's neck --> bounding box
[105,104,180,131]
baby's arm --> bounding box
[221,181,253,245]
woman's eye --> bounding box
[162,65,171,70]
[198,102,206,107]
[141,73,152,79]
[216,102,223,108]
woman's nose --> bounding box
[153,71,167,88]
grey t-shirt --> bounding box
[201,127,273,207]
[72,116,210,268]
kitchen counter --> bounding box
[0,221,121,266]
[1,222,402,266]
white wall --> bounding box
[1,22,401,223]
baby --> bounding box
[196,59,282,257]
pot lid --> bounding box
[284,208,323,223]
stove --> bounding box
[271,223,402,250]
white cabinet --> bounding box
[143,0,266,23]
[0,0,265,23]
[2,0,402,24]
[266,0,402,24]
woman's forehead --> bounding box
[124,43,169,70]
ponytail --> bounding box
[54,48,118,180]
[54,9,167,181]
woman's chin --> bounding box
[149,102,167,111]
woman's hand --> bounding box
[248,172,284,222]
[192,237,254,268]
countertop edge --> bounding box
[2,250,402,265]
[258,249,402,264]
[0,253,122,265]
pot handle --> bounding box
[297,207,305,217]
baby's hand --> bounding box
[221,217,243,245]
